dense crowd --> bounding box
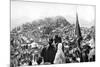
[10,32,95,67]
[10,16,95,67]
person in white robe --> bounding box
[53,43,65,64]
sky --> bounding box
[11,0,95,29]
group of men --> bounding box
[40,35,65,64]
[10,33,95,67]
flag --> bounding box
[75,13,83,51]
[75,13,82,40]
[75,13,84,62]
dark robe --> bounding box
[41,44,57,64]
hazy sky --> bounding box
[11,1,95,29]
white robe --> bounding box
[54,43,65,64]
[89,38,95,48]
[88,48,95,60]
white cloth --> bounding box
[54,43,65,64]
[89,38,95,48]
[29,42,38,48]
[88,48,95,60]
[32,54,38,65]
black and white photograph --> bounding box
[10,0,95,67]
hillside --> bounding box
[10,16,95,45]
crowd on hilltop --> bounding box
[10,32,95,67]
[10,16,95,67]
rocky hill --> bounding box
[11,16,95,44]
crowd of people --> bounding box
[10,15,95,67]
[10,32,95,67]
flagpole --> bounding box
[75,7,84,62]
